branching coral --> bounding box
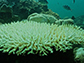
[0,20,84,56]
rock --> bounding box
[74,15,84,29]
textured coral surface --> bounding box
[74,47,84,63]
[0,20,84,56]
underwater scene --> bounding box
[0,0,84,63]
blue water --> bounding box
[47,0,84,18]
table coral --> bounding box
[0,20,84,56]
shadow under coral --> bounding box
[0,48,76,63]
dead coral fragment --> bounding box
[27,13,57,24]
[55,18,74,25]
[0,20,84,56]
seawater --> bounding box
[47,0,84,18]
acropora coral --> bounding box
[0,20,84,56]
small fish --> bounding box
[73,0,75,3]
[63,5,72,11]
[71,16,75,20]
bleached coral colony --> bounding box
[0,20,84,56]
